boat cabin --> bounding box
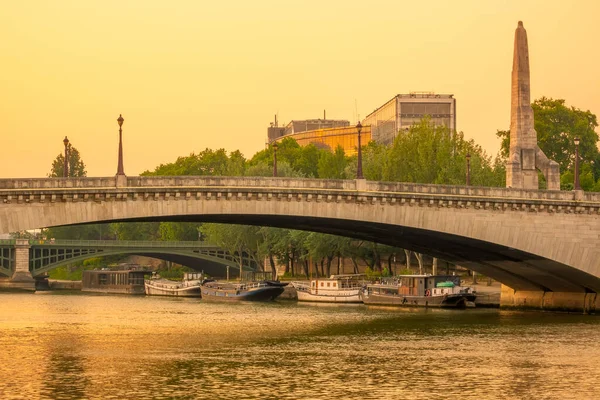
[377,275,462,296]
[82,270,152,295]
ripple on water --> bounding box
[0,293,599,399]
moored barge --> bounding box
[201,280,286,302]
[292,274,365,303]
[82,269,151,295]
[360,275,476,308]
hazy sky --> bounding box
[1,0,598,178]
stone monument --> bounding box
[506,21,560,190]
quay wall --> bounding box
[49,279,82,290]
[500,285,600,313]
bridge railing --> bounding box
[2,175,600,202]
[28,240,221,248]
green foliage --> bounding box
[45,224,114,241]
[317,145,348,179]
[158,222,201,241]
[384,118,502,186]
[48,143,87,178]
[142,148,242,176]
[245,161,304,178]
[82,257,103,266]
[111,222,161,241]
[156,265,193,280]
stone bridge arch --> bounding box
[1,176,600,293]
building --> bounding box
[267,115,371,156]
[362,92,456,145]
[274,125,372,156]
[267,114,350,143]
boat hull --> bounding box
[201,286,285,302]
[145,281,201,297]
[361,292,477,308]
[296,290,362,303]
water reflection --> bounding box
[0,292,598,399]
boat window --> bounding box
[327,282,330,287]
[321,282,324,287]
[333,282,337,287]
[311,282,315,288]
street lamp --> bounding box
[272,141,278,177]
[574,137,581,190]
[63,136,69,178]
[466,153,471,186]
[356,121,364,179]
[116,114,125,176]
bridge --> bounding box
[1,175,600,310]
[0,239,257,278]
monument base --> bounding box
[500,284,598,313]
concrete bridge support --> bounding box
[500,285,600,313]
[0,239,35,291]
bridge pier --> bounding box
[0,239,35,291]
[500,285,599,313]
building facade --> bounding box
[268,117,371,155]
[362,93,456,144]
[274,125,372,156]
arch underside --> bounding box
[69,213,599,294]
[29,249,253,277]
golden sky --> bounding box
[1,0,598,178]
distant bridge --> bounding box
[0,239,257,277]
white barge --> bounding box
[292,274,365,303]
[144,272,203,297]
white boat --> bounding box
[144,272,203,297]
[292,274,365,303]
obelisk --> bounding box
[506,21,560,190]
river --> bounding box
[0,292,598,399]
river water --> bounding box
[0,292,598,400]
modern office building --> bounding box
[267,115,370,156]
[267,115,350,143]
[362,93,456,144]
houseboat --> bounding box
[200,280,287,302]
[82,269,152,295]
[291,274,365,303]
[144,272,203,297]
[360,275,476,308]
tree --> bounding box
[245,161,304,178]
[317,145,348,179]
[44,224,114,241]
[158,222,201,241]
[496,98,599,174]
[48,143,87,177]
[384,118,501,186]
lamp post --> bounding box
[63,136,69,178]
[116,114,125,176]
[272,142,278,177]
[574,137,581,190]
[466,153,471,186]
[356,121,364,179]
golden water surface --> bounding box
[0,292,599,399]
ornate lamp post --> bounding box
[272,141,278,177]
[466,153,471,186]
[63,136,69,178]
[116,114,125,176]
[356,121,364,179]
[574,137,581,190]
